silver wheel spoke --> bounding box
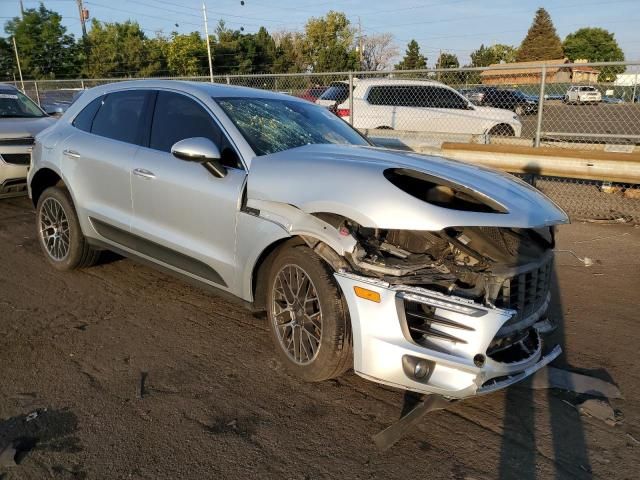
[39,197,71,261]
[270,263,323,366]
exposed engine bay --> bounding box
[314,212,554,307]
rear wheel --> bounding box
[36,186,100,271]
[266,245,352,382]
[488,124,515,137]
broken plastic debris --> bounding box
[533,318,557,334]
[577,399,620,426]
[554,249,596,267]
[25,408,46,422]
[372,394,452,451]
[526,367,622,399]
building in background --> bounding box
[480,59,600,85]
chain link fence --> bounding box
[5,61,640,222]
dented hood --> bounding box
[247,144,568,230]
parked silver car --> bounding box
[28,80,567,399]
[1,84,55,198]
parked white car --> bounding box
[564,85,602,104]
[316,79,522,137]
[1,83,56,198]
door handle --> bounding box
[132,168,156,179]
[63,149,81,159]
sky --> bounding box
[1,0,638,67]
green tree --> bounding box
[395,40,427,70]
[303,11,357,72]
[165,32,206,76]
[0,38,16,80]
[4,4,81,79]
[516,8,564,61]
[84,19,163,77]
[470,43,517,67]
[563,27,625,81]
[272,32,306,73]
[437,52,459,69]
[563,27,624,63]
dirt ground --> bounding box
[1,196,639,480]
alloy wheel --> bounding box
[270,264,323,365]
[39,197,70,261]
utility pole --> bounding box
[358,16,363,70]
[76,0,88,41]
[12,36,24,92]
[19,0,24,19]
[202,2,214,82]
[437,49,442,81]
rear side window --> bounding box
[367,86,423,106]
[367,85,467,109]
[72,96,102,132]
[91,90,150,145]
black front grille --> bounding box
[495,256,553,323]
[486,327,540,363]
[0,137,34,146]
[1,153,30,165]
[402,298,474,345]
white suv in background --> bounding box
[316,78,522,137]
[564,85,602,105]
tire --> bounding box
[266,244,352,382]
[36,186,100,271]
[488,124,515,137]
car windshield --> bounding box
[0,90,46,118]
[318,83,350,104]
[216,97,370,156]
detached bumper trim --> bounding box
[476,344,562,395]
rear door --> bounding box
[130,90,246,290]
[61,89,152,232]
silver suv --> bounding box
[29,80,567,399]
[1,84,55,198]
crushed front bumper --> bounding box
[335,271,561,399]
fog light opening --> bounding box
[414,360,430,379]
[402,355,434,382]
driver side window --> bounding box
[149,91,241,169]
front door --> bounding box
[130,90,246,290]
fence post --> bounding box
[226,75,230,85]
[632,71,638,104]
[34,81,41,106]
[348,72,354,126]
[534,64,547,148]
[81,79,85,89]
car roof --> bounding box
[352,78,446,87]
[86,79,301,102]
[0,83,18,92]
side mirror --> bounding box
[171,137,227,178]
[46,106,65,116]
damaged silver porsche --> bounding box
[28,80,567,400]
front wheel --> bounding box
[488,124,515,136]
[36,186,100,271]
[266,244,352,382]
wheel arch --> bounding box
[250,234,351,311]
[30,167,66,207]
